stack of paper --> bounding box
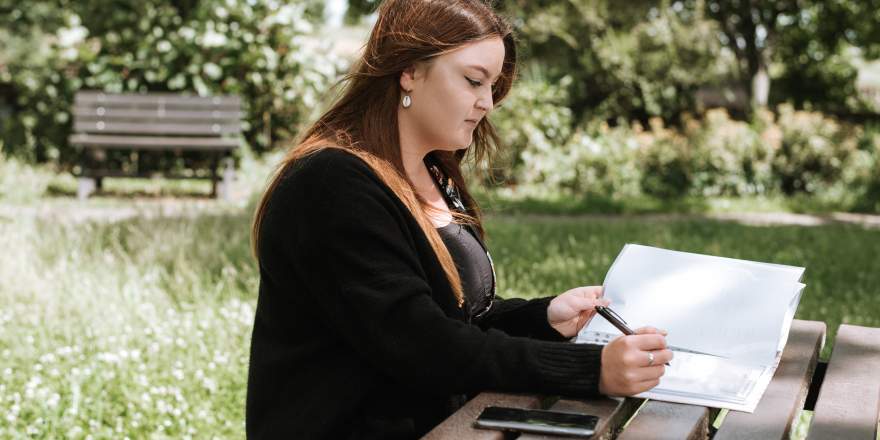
[576,244,805,412]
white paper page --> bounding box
[776,283,805,353]
[579,244,804,364]
[650,352,767,403]
[636,350,783,413]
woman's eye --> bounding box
[465,77,482,87]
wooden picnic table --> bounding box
[422,320,880,440]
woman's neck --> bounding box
[400,147,452,227]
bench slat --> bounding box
[714,319,825,440]
[420,392,544,440]
[75,103,242,112]
[616,401,711,440]
[80,170,220,179]
[69,134,239,149]
[73,121,241,135]
[518,396,645,440]
[808,324,880,440]
[73,108,244,121]
[74,91,242,106]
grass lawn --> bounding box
[1,211,878,438]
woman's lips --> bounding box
[465,119,478,128]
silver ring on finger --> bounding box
[647,350,654,367]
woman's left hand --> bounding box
[548,286,610,338]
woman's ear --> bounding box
[400,66,416,92]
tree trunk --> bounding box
[751,64,770,108]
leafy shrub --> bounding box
[772,104,863,195]
[851,127,880,213]
[634,118,692,199]
[564,127,643,199]
[494,94,875,207]
[687,109,774,196]
[490,76,573,191]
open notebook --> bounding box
[576,244,806,412]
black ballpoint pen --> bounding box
[594,306,671,366]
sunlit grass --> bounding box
[2,210,878,437]
[0,215,257,439]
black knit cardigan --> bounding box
[246,149,604,439]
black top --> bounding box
[436,223,494,318]
[425,153,496,320]
[246,148,604,440]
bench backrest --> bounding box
[72,91,243,137]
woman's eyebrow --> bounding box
[465,65,500,81]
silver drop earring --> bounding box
[402,90,411,108]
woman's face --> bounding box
[398,37,505,153]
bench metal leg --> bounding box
[77,177,96,201]
[220,155,234,201]
[209,151,219,198]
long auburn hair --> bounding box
[252,0,517,305]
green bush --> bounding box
[494,88,878,210]
[688,109,773,196]
[772,104,864,195]
[1,0,345,166]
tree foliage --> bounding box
[705,0,878,112]
[506,0,733,124]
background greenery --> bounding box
[2,0,879,211]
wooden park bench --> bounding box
[69,91,243,201]
[423,321,880,440]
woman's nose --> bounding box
[477,95,494,113]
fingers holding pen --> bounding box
[598,330,674,396]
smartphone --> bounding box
[473,406,600,437]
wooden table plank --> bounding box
[517,396,645,440]
[420,392,543,440]
[808,324,880,440]
[617,401,712,440]
[714,319,826,440]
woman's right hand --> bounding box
[598,326,674,396]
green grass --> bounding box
[1,211,879,437]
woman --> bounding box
[247,0,672,438]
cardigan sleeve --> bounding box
[473,296,572,342]
[259,150,603,397]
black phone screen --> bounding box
[476,406,599,430]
